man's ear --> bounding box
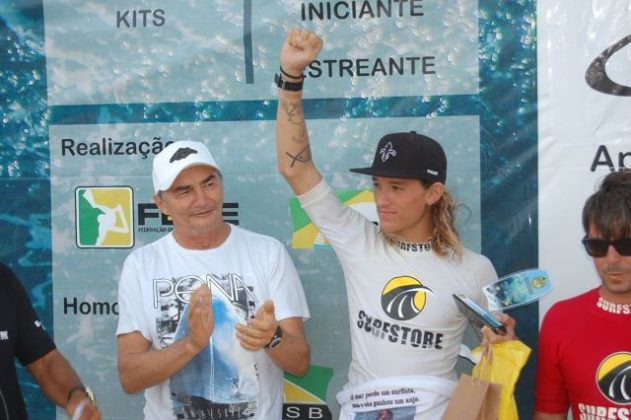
[154,193,170,216]
[425,182,445,206]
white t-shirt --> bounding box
[299,180,497,418]
[116,225,309,420]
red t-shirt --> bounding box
[535,288,631,419]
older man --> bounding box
[116,140,310,419]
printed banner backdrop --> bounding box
[538,1,631,316]
[536,4,631,418]
[0,0,552,418]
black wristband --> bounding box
[274,73,303,91]
[280,66,304,80]
[265,325,283,349]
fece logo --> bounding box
[136,202,240,234]
[75,186,134,248]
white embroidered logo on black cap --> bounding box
[379,142,397,162]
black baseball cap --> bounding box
[350,131,447,183]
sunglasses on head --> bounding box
[581,236,631,257]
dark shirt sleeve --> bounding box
[1,263,56,366]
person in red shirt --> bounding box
[534,170,631,419]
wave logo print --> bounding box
[381,276,432,321]
[75,186,134,248]
[595,352,631,404]
[585,34,631,96]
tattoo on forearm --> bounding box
[295,124,308,144]
[280,97,311,166]
[281,99,304,126]
[285,145,312,167]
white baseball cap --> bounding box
[152,141,221,193]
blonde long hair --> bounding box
[429,188,462,259]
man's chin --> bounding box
[379,222,402,234]
[189,218,220,231]
[378,226,404,242]
[379,226,393,235]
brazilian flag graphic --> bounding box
[283,365,334,420]
[289,190,376,249]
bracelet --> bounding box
[67,385,86,404]
[67,385,95,404]
[274,73,303,91]
[280,66,304,80]
[264,325,283,349]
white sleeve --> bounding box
[266,240,310,322]
[298,178,379,258]
[116,252,151,341]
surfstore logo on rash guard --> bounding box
[356,276,444,349]
[596,297,631,315]
[577,404,630,420]
[596,352,631,405]
[575,352,631,420]
[381,276,431,321]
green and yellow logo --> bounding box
[289,190,376,249]
[283,365,333,419]
[75,186,134,248]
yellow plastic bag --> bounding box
[471,340,531,420]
